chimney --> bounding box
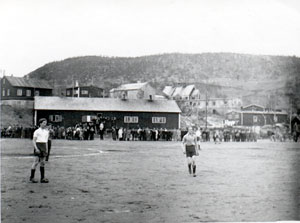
[149,95,153,101]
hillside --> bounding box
[27,53,300,110]
[1,104,33,128]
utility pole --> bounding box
[205,81,208,129]
[72,75,74,98]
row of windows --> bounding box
[48,115,167,124]
[186,101,230,107]
[173,96,201,100]
[228,115,278,123]
[49,115,63,122]
[66,89,89,96]
[252,116,278,123]
[123,116,167,124]
[2,88,39,97]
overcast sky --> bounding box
[1,0,300,77]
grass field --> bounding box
[1,138,300,222]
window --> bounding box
[7,89,10,96]
[17,89,22,96]
[2,89,5,96]
[49,115,63,122]
[81,90,88,95]
[66,90,71,96]
[253,116,258,123]
[35,90,40,96]
[152,117,166,124]
[26,89,31,97]
[235,114,239,119]
[3,79,5,84]
[82,115,97,122]
[124,116,138,123]
[274,115,278,122]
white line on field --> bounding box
[1,149,107,160]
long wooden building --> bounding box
[34,96,181,129]
[1,76,52,100]
[226,104,288,126]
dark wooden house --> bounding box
[34,96,181,129]
[226,104,288,126]
[65,85,104,98]
[1,76,52,100]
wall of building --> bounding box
[241,113,288,126]
[36,110,179,129]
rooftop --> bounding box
[34,96,181,113]
[114,82,148,91]
[4,76,53,89]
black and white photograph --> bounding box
[1,0,300,222]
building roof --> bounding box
[241,111,288,115]
[163,85,198,98]
[242,104,264,110]
[226,110,241,114]
[34,96,181,113]
[114,82,148,91]
[181,85,195,96]
[172,86,184,97]
[191,89,200,96]
[4,76,53,89]
[163,86,175,96]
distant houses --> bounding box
[110,82,157,100]
[225,104,288,126]
[163,84,242,115]
[65,84,104,98]
[1,76,290,129]
[1,76,53,100]
[163,84,200,100]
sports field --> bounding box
[1,138,300,222]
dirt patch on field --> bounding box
[1,139,300,222]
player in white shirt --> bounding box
[29,118,49,183]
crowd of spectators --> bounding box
[111,127,182,141]
[201,129,258,143]
[2,123,295,143]
[1,125,36,139]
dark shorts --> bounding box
[185,145,196,157]
[34,143,48,157]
